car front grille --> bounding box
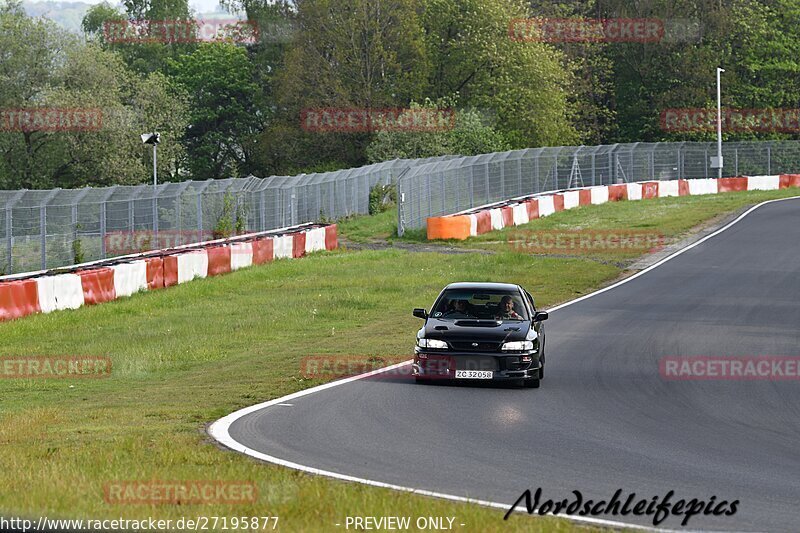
[449,341,502,352]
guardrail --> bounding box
[0,222,338,322]
[424,174,800,240]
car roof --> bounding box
[444,282,521,291]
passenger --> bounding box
[495,295,523,320]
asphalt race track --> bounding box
[219,197,800,531]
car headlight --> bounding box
[417,338,448,349]
[501,340,534,351]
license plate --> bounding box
[455,370,493,379]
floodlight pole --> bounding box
[716,67,724,179]
[153,143,158,187]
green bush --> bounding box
[368,183,397,215]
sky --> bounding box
[35,0,230,14]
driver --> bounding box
[495,295,522,320]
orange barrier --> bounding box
[608,184,627,201]
[500,207,513,227]
[252,237,274,265]
[78,268,116,305]
[678,179,690,196]
[292,232,306,258]
[0,279,41,321]
[206,245,232,276]
[578,189,592,206]
[553,194,565,211]
[780,174,800,188]
[642,182,659,199]
[525,199,539,220]
[325,225,338,250]
[476,211,492,234]
[163,256,179,287]
[427,215,471,240]
[145,257,164,289]
[718,177,748,192]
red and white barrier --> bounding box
[0,224,338,322]
[231,243,254,270]
[273,235,293,259]
[111,261,148,298]
[37,274,84,313]
[426,175,799,240]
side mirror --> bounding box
[533,310,549,322]
[413,308,428,320]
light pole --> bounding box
[141,132,161,241]
[714,68,725,178]
[141,132,161,186]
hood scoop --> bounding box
[454,320,502,328]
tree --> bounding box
[170,43,260,180]
[82,0,196,74]
[365,98,512,162]
[0,3,189,188]
[255,0,429,174]
[422,0,578,147]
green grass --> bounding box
[0,188,797,532]
[0,250,614,532]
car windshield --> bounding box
[430,288,529,321]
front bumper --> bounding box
[412,349,540,381]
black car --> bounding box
[412,282,548,388]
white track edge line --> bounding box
[209,195,800,533]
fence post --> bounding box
[704,149,708,178]
[100,202,107,259]
[175,194,182,244]
[5,208,12,273]
[485,162,490,202]
[71,204,78,260]
[735,148,739,176]
[196,193,203,241]
[500,159,505,199]
[232,194,238,232]
[591,153,596,185]
[441,171,446,215]
[40,205,46,270]
[152,195,158,244]
[767,146,772,174]
[260,190,265,231]
[128,200,134,234]
[469,165,475,208]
